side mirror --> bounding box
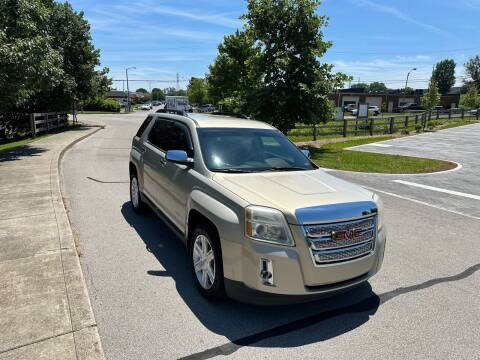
[300,149,311,158]
[165,150,194,165]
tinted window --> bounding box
[197,128,315,172]
[136,115,153,137]
[148,120,193,156]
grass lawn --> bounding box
[310,136,456,173]
[0,133,55,154]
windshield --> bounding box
[197,128,316,173]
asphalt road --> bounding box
[61,111,480,360]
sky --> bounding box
[68,0,480,91]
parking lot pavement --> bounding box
[333,122,480,219]
[62,115,480,360]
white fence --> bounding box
[30,112,68,135]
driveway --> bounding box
[61,114,480,360]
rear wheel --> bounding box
[130,173,146,214]
[189,224,225,301]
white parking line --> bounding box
[393,180,480,201]
[369,143,392,148]
[365,187,480,221]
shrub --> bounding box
[415,125,422,133]
[83,97,120,112]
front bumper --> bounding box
[224,226,386,304]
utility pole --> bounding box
[126,66,136,112]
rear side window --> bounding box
[148,120,193,157]
[136,115,153,138]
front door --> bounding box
[143,118,194,230]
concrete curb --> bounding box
[54,125,106,360]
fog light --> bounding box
[260,258,274,286]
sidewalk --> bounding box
[0,125,105,360]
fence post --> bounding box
[461,109,465,120]
[343,118,347,137]
[313,124,317,141]
[477,108,479,121]
[405,115,409,129]
[415,114,418,127]
[448,109,452,120]
[436,110,439,120]
[30,114,36,137]
[369,118,374,136]
[422,113,427,130]
[389,117,394,134]
[44,113,49,132]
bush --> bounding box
[83,97,120,112]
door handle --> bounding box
[159,158,167,166]
[139,146,146,154]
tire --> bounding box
[130,172,146,214]
[189,224,225,301]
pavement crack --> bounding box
[178,263,480,360]
[86,176,128,184]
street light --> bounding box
[405,67,417,92]
[126,67,136,112]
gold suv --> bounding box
[129,112,386,304]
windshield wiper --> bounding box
[212,168,253,173]
[259,166,311,172]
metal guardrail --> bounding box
[30,112,68,135]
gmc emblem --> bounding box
[331,228,362,241]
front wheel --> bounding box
[130,173,146,214]
[189,224,225,301]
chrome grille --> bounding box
[304,216,376,265]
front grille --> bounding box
[304,216,376,265]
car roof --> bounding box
[155,112,276,130]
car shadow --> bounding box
[120,202,380,351]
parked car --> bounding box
[351,105,380,116]
[343,103,356,112]
[140,103,153,110]
[198,104,215,113]
[397,103,424,112]
[467,108,479,115]
[129,113,386,304]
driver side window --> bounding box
[148,120,194,157]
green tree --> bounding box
[351,83,370,91]
[368,82,387,93]
[0,0,110,132]
[207,30,261,113]
[464,55,480,89]
[151,88,165,101]
[459,83,480,108]
[432,59,456,94]
[187,77,208,104]
[136,88,148,93]
[242,0,346,133]
[421,78,441,111]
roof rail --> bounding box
[155,109,188,116]
[209,112,250,119]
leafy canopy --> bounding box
[0,0,111,130]
[421,78,441,111]
[207,0,349,133]
[432,59,456,95]
[460,83,480,109]
[187,77,209,104]
[464,55,480,89]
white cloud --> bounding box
[351,0,452,38]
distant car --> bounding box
[140,103,153,111]
[351,105,380,116]
[398,103,424,112]
[467,108,478,115]
[152,101,160,106]
[198,104,215,113]
[343,104,356,112]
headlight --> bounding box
[245,206,295,246]
[373,194,384,231]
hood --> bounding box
[212,169,375,225]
